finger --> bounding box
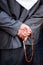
[23,36,28,41]
[27,29,32,35]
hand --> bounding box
[17,24,32,41]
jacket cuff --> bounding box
[15,20,22,35]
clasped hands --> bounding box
[18,24,32,41]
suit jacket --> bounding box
[0,0,43,49]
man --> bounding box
[0,0,43,65]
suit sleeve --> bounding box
[0,11,22,37]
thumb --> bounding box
[23,36,28,42]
